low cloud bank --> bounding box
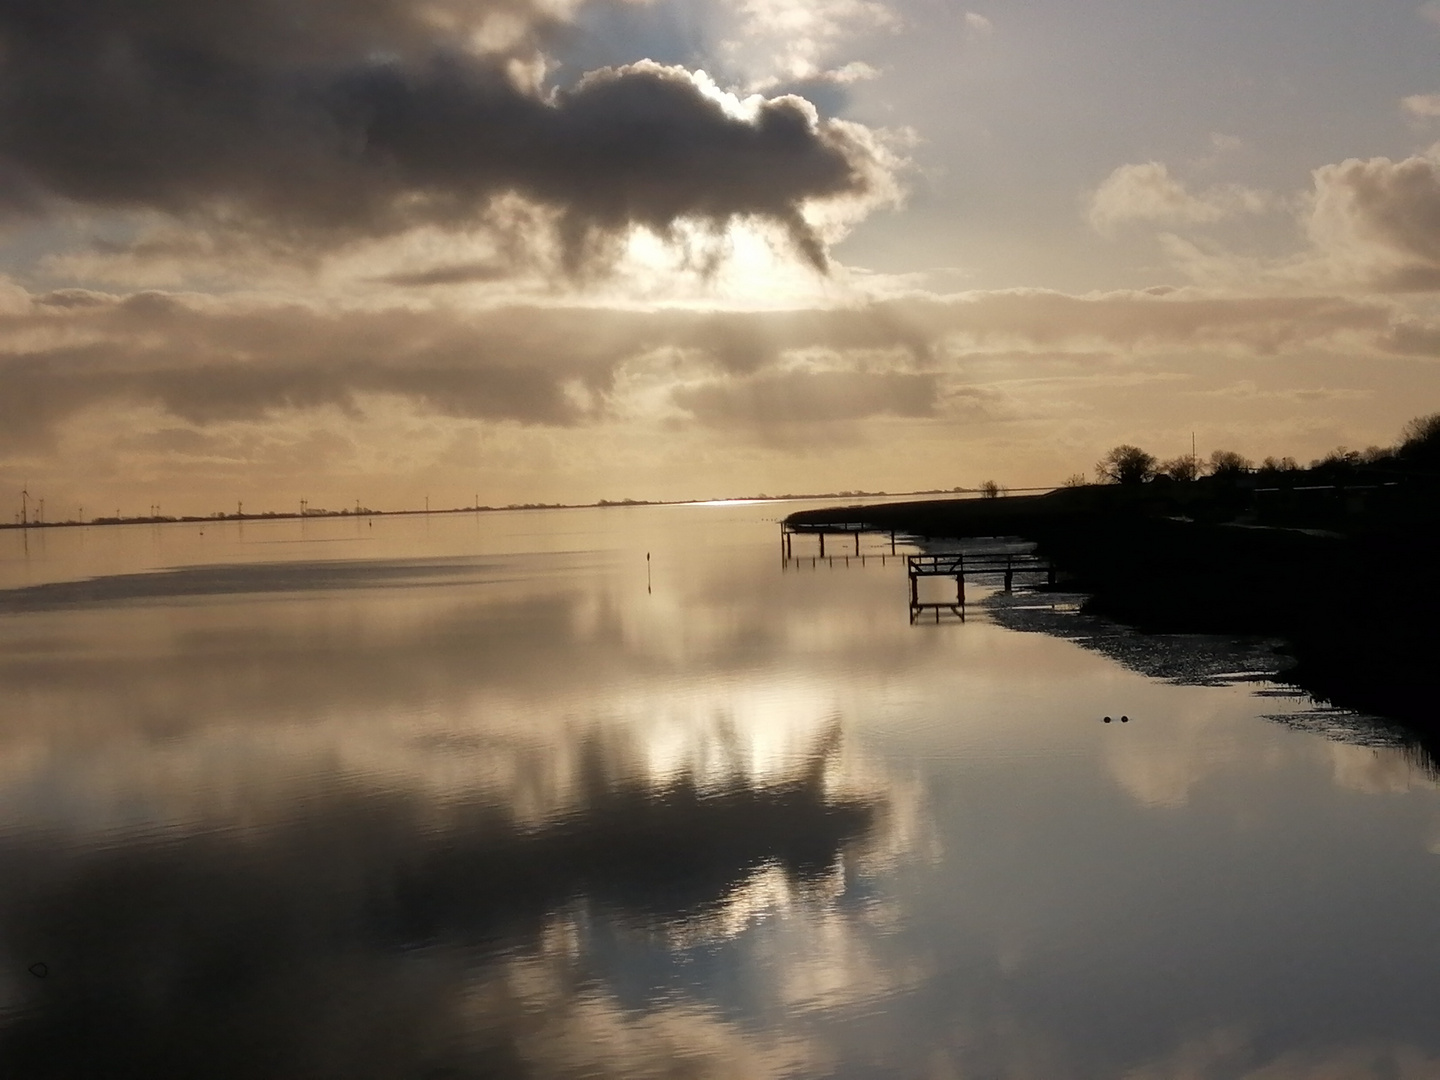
[0,284,1401,449]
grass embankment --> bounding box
[786,480,1440,731]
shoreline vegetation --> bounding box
[785,416,1440,737]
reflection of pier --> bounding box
[781,521,896,560]
[907,553,1053,624]
[780,521,902,570]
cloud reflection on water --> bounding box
[0,527,922,1078]
[5,511,1440,1077]
[0,738,880,1078]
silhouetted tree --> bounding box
[1159,454,1201,481]
[979,479,1002,498]
[1312,446,1362,470]
[1095,445,1157,485]
[1208,449,1252,476]
[1062,473,1089,488]
[1399,413,1440,465]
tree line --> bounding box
[1087,413,1440,487]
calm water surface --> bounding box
[1,504,1438,1078]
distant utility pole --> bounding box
[237,501,243,518]
[425,495,430,514]
[300,499,307,517]
[20,483,28,527]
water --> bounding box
[1,504,1438,1078]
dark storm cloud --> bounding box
[0,0,885,268]
[0,285,1397,449]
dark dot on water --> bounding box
[28,963,48,979]
[1103,716,1112,723]
[1121,715,1129,723]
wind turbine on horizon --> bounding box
[19,482,28,528]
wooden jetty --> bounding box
[779,523,1054,621]
[906,552,1054,622]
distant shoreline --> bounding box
[0,487,1058,531]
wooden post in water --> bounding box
[956,555,965,605]
[1003,555,1013,593]
[890,531,896,554]
[819,533,826,558]
[854,531,860,556]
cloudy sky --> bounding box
[3,0,1440,515]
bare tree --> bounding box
[1400,413,1440,462]
[979,479,1002,498]
[1159,455,1201,481]
[1208,449,1252,476]
[1095,445,1157,485]
[1313,447,1361,469]
[1402,412,1440,444]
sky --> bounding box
[3,0,1440,516]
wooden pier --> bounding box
[779,524,1055,621]
[906,552,1054,622]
